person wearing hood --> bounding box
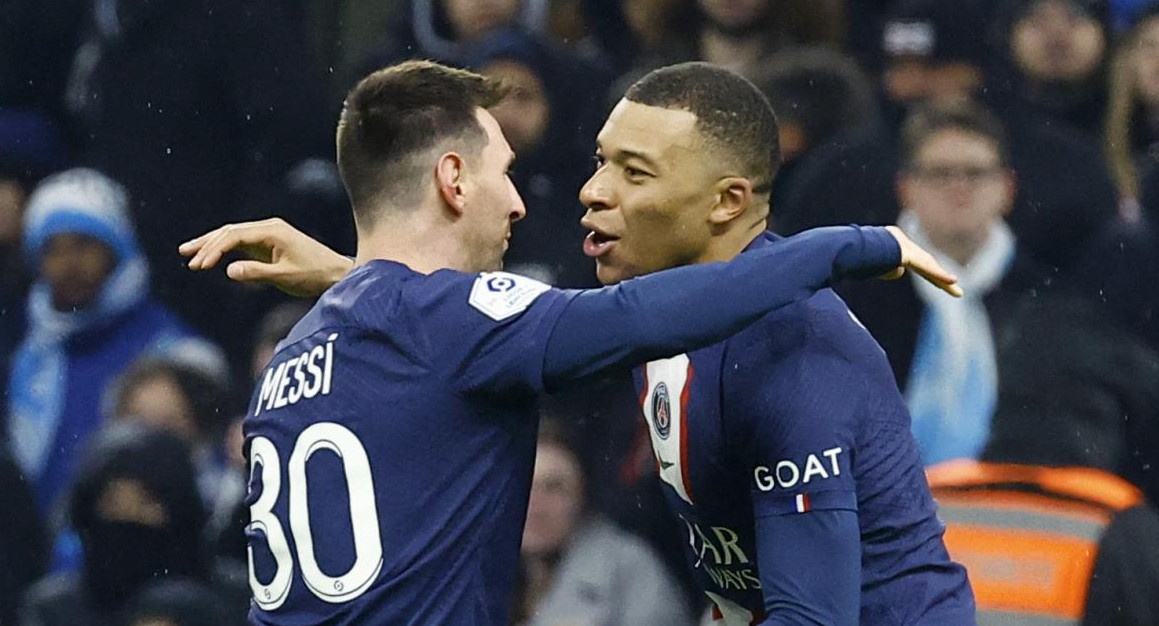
[463,27,611,287]
[6,168,224,520]
[19,423,218,626]
[989,0,1113,140]
[359,0,550,77]
[775,0,1118,273]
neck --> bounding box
[699,29,766,73]
[929,231,985,267]
[694,215,769,264]
[353,206,473,274]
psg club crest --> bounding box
[651,382,672,440]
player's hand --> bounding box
[178,217,353,298]
[882,226,964,297]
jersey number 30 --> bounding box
[248,423,384,609]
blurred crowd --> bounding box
[5,0,1159,624]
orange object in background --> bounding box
[927,461,1144,624]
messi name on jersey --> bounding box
[254,333,338,416]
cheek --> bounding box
[1072,27,1105,73]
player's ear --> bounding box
[707,177,752,226]
[436,152,467,215]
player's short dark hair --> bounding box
[337,60,508,225]
[624,62,780,194]
[900,100,1010,169]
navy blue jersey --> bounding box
[240,227,909,626]
[633,233,976,625]
[244,261,573,625]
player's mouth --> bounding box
[583,230,620,258]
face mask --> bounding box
[82,521,193,609]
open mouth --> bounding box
[583,231,620,258]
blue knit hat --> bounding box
[22,168,142,267]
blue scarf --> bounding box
[899,211,1015,466]
[8,257,149,479]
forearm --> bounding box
[756,511,861,626]
[542,225,899,386]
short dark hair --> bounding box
[625,62,780,193]
[901,100,1010,169]
[111,357,228,439]
[337,60,508,225]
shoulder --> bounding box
[728,290,881,373]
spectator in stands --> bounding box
[753,48,878,204]
[7,169,222,518]
[772,0,992,234]
[927,334,1159,624]
[0,109,65,440]
[0,447,48,626]
[990,0,1113,139]
[108,356,242,524]
[464,28,609,286]
[367,0,549,70]
[617,0,845,83]
[63,0,329,366]
[515,418,693,626]
[839,101,1057,465]
[20,424,220,626]
[1105,4,1159,213]
[777,0,1117,273]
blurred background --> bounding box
[4,0,1159,624]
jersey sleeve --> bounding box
[732,318,863,518]
[398,270,575,396]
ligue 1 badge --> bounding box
[652,382,672,440]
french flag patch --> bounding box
[795,494,811,513]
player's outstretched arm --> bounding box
[178,218,353,297]
[542,225,957,387]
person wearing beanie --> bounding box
[990,0,1114,138]
[6,168,223,521]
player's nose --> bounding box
[509,186,527,222]
[579,170,613,211]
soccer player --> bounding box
[581,63,976,624]
[181,61,964,625]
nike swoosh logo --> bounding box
[659,458,675,470]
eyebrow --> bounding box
[597,142,660,170]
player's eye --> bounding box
[624,166,650,181]
[592,154,606,169]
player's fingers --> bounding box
[904,246,959,288]
[187,229,235,270]
[226,259,279,284]
[189,222,278,270]
[912,265,965,297]
[178,229,220,256]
